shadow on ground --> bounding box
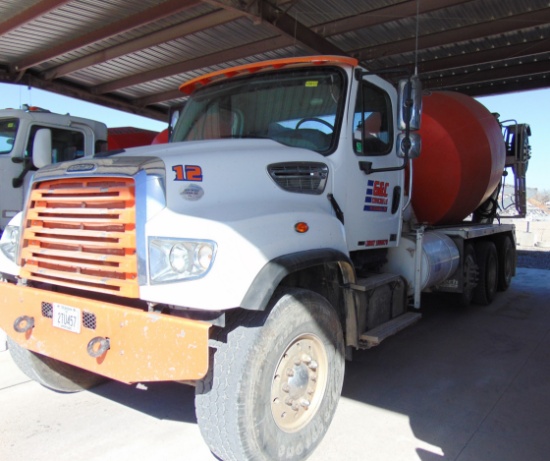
[91,378,198,424]
[82,268,550,461]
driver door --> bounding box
[342,76,404,252]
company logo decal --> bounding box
[66,163,96,173]
[172,164,203,182]
[364,180,389,212]
[181,184,204,201]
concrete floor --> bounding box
[1,267,549,461]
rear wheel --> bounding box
[7,337,106,393]
[195,287,345,461]
[497,235,515,291]
[473,241,499,305]
[458,243,478,307]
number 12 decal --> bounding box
[172,165,203,182]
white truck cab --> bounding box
[0,56,529,461]
[0,106,107,232]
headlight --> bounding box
[0,225,21,263]
[148,238,216,284]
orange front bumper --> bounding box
[0,282,211,383]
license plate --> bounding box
[52,303,82,333]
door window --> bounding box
[0,118,19,155]
[353,82,393,155]
[27,126,85,163]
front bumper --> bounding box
[0,282,211,383]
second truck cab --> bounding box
[0,106,160,233]
[0,106,109,231]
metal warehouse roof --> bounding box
[0,0,548,122]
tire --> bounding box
[195,287,345,461]
[7,337,106,393]
[473,241,498,305]
[497,235,515,291]
[458,243,478,307]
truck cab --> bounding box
[172,56,416,255]
[0,56,529,461]
[0,106,107,232]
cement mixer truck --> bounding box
[0,56,532,461]
[0,106,159,234]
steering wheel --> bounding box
[296,117,334,132]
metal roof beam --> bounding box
[312,0,474,37]
[197,1,344,54]
[135,89,184,108]
[355,7,550,62]
[2,71,168,121]
[202,0,261,23]
[369,38,550,77]
[258,1,345,55]
[14,0,202,73]
[422,60,550,90]
[417,39,550,75]
[456,75,550,98]
[42,8,242,80]
[0,0,71,35]
[92,35,293,95]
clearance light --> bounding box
[21,104,51,113]
[295,222,309,233]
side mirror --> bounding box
[397,132,421,159]
[397,75,422,131]
[32,128,52,169]
[170,109,180,131]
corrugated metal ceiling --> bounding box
[0,0,548,122]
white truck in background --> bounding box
[0,56,532,461]
[0,105,160,233]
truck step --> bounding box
[359,312,422,348]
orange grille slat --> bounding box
[22,232,135,248]
[28,216,133,225]
[23,226,136,246]
[23,263,136,284]
[21,177,139,298]
[28,207,135,221]
[23,255,130,272]
[19,248,136,271]
[35,188,135,200]
[20,274,135,296]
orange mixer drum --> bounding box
[412,91,506,225]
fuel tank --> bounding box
[411,91,506,225]
[383,231,460,294]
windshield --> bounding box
[172,67,347,154]
[0,118,19,155]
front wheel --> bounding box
[7,337,106,393]
[195,288,345,461]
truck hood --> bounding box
[147,138,331,220]
[36,138,333,222]
[24,139,347,310]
